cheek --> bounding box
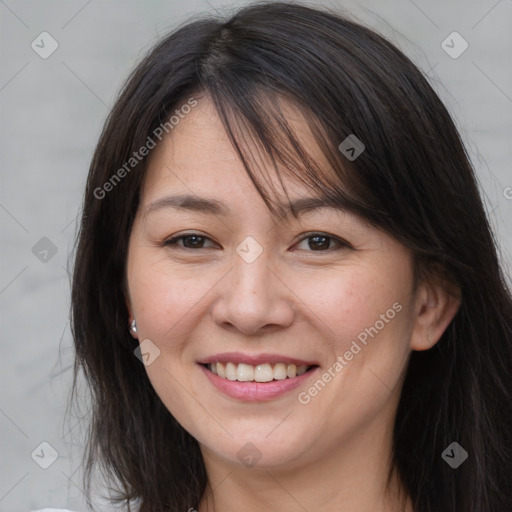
[126,253,215,429]
[292,269,413,429]
[128,254,218,345]
[296,262,415,407]
[296,265,411,347]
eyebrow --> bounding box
[143,194,347,219]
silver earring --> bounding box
[129,319,137,333]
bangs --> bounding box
[199,82,380,224]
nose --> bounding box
[211,247,295,335]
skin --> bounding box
[125,95,460,512]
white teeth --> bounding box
[254,364,273,382]
[207,362,312,382]
[237,363,254,381]
[273,363,287,380]
[287,364,297,378]
[225,362,237,381]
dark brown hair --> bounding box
[69,2,512,511]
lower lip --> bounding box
[199,364,318,402]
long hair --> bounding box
[69,2,512,511]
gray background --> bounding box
[0,0,511,510]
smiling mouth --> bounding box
[203,362,318,382]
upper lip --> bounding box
[198,352,318,367]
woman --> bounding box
[68,2,512,511]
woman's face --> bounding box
[126,96,423,471]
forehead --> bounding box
[141,95,335,206]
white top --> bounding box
[31,509,77,512]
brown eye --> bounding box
[164,234,215,249]
[294,233,349,252]
[308,235,332,251]
[181,235,206,248]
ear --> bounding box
[410,274,461,351]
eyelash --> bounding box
[163,232,351,253]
